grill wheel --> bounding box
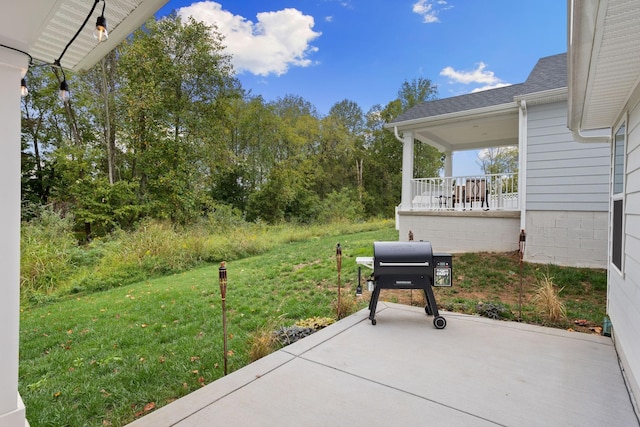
[433,316,447,329]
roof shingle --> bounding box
[390,53,567,124]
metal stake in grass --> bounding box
[518,229,527,321]
[336,243,342,318]
[219,261,228,375]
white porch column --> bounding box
[0,50,28,427]
[444,150,453,177]
[400,131,414,210]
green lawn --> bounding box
[19,227,396,427]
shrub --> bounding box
[248,321,279,362]
[273,326,315,345]
[476,302,513,320]
[532,274,567,324]
[20,208,77,297]
[317,188,365,223]
[204,203,247,233]
[332,292,359,319]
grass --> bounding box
[432,251,606,329]
[19,223,608,426]
[19,226,394,426]
[20,213,393,303]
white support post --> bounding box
[0,50,29,427]
[400,131,414,210]
[444,150,453,177]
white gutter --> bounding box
[514,87,567,106]
[385,102,519,131]
[571,127,611,144]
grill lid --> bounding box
[373,241,433,266]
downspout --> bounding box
[393,125,403,143]
[518,100,528,232]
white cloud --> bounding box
[470,83,511,93]
[178,1,321,76]
[440,62,507,87]
[325,16,334,22]
[440,62,511,93]
[412,0,451,23]
[440,62,501,84]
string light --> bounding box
[0,45,32,96]
[94,1,109,43]
[4,0,108,100]
[59,79,70,102]
[54,0,105,101]
[53,61,71,102]
[21,78,28,97]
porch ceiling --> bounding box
[395,104,519,152]
[2,0,168,71]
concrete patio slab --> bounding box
[127,303,639,427]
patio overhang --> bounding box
[385,102,519,152]
[4,0,169,71]
[568,0,640,141]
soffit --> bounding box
[1,0,168,71]
[409,106,520,152]
[579,0,640,129]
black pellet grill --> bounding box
[362,241,452,329]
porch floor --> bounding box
[126,303,638,427]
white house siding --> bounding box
[526,101,610,211]
[398,211,521,253]
[609,94,640,410]
[523,101,609,268]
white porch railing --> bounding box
[410,173,519,211]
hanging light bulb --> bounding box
[94,1,108,43]
[94,15,108,42]
[59,80,70,101]
[21,78,28,97]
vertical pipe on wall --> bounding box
[518,100,528,232]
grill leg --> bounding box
[424,289,433,315]
[423,285,439,318]
[424,285,447,329]
[368,284,381,325]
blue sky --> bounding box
[155,0,567,175]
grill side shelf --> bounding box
[355,256,374,269]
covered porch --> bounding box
[387,84,528,251]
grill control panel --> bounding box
[433,254,452,287]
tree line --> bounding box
[21,15,443,239]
